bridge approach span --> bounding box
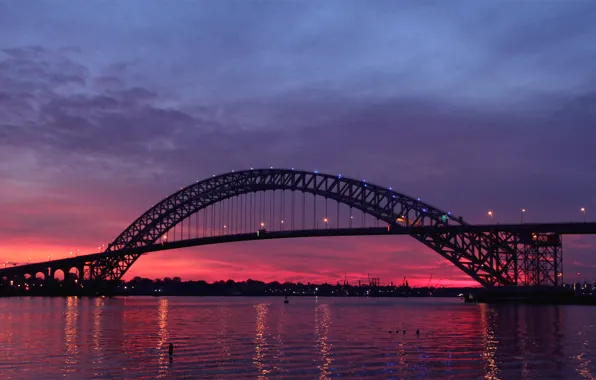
[2,222,594,286]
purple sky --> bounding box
[1,1,595,286]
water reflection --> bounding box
[156,298,170,378]
[92,298,103,355]
[64,297,79,372]
[479,303,594,380]
[315,303,332,379]
[575,325,596,380]
[91,296,104,378]
[253,303,270,378]
[1,297,596,379]
[274,304,287,375]
[0,305,14,374]
[215,306,230,378]
[480,304,500,380]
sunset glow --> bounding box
[1,2,595,286]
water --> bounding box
[0,297,595,379]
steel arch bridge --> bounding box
[2,168,576,288]
[99,168,519,287]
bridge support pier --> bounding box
[517,232,563,286]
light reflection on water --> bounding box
[0,297,595,379]
[92,298,102,363]
[63,296,79,372]
[315,303,332,379]
[156,298,170,378]
[576,325,596,380]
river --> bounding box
[0,297,595,379]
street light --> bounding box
[260,222,265,228]
[323,217,328,228]
[280,220,284,230]
[581,208,586,222]
[488,210,493,221]
[521,208,526,224]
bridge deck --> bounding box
[1,222,595,276]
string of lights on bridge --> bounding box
[0,167,591,269]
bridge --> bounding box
[1,168,595,292]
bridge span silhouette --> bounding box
[1,168,595,291]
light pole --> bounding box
[323,217,328,229]
[488,210,493,222]
[581,208,586,222]
[521,208,526,224]
[280,220,284,230]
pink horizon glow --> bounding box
[1,3,596,286]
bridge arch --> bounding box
[98,168,516,286]
[53,269,65,281]
[66,267,80,282]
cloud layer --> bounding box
[1,1,595,285]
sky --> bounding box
[1,1,595,287]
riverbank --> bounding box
[464,286,596,305]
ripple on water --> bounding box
[1,297,596,379]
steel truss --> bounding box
[0,169,569,288]
[88,168,520,286]
[518,232,563,286]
